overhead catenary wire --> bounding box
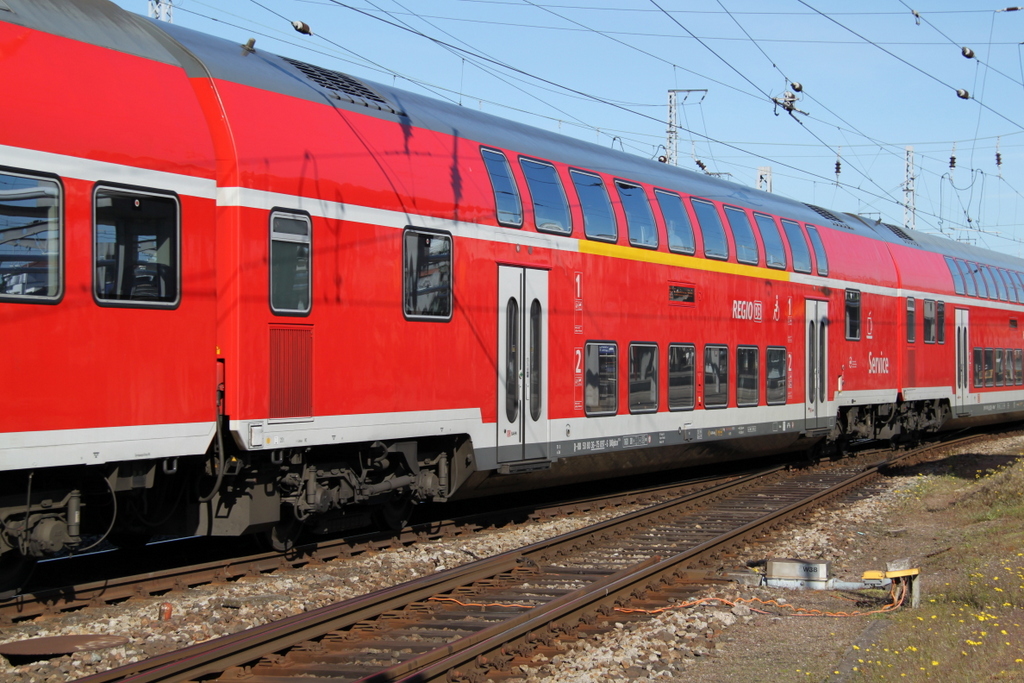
[164,1,1024,245]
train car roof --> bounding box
[8,0,1024,274]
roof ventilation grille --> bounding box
[803,203,849,229]
[282,57,402,115]
[883,222,917,244]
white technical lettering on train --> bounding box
[868,353,891,375]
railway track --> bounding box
[71,437,953,683]
[0,469,733,625]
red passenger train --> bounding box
[2,0,1023,588]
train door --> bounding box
[805,299,829,431]
[497,266,549,463]
[955,308,970,415]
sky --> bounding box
[112,0,1024,254]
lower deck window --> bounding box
[736,346,759,407]
[704,345,729,408]
[94,187,178,305]
[628,343,658,413]
[585,342,617,416]
[668,344,695,410]
[766,347,787,405]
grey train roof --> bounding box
[8,0,1024,272]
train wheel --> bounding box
[0,551,36,600]
[371,491,414,532]
[259,514,303,553]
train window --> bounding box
[403,228,452,320]
[691,199,728,260]
[628,343,659,413]
[845,289,861,341]
[937,301,945,343]
[1006,349,1015,386]
[269,212,312,315]
[668,344,696,410]
[923,299,936,344]
[1000,269,1018,303]
[766,347,787,405]
[1012,272,1024,301]
[970,262,989,298]
[655,190,695,255]
[973,348,983,387]
[570,170,616,242]
[94,187,178,306]
[724,206,759,265]
[995,349,1005,386]
[584,342,618,416]
[1015,349,1023,385]
[957,260,978,297]
[530,300,542,421]
[703,345,729,408]
[520,158,571,235]
[906,298,916,343]
[985,266,1007,301]
[945,256,965,295]
[0,171,61,301]
[781,220,812,274]
[736,346,759,407]
[616,181,658,249]
[985,348,995,387]
[806,226,829,276]
[480,149,522,227]
[753,213,787,269]
[505,298,519,423]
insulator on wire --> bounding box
[950,155,957,169]
[292,20,312,35]
[962,46,975,59]
[695,159,708,172]
[996,152,1003,167]
[956,89,970,100]
[834,160,841,175]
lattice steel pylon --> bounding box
[666,89,707,167]
[904,146,916,231]
[149,0,173,22]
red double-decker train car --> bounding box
[2,0,1022,589]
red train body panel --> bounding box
[1,0,1022,583]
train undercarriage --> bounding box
[0,398,957,596]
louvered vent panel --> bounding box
[883,222,916,244]
[281,57,402,115]
[804,203,849,229]
[270,327,313,419]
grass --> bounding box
[847,453,1024,681]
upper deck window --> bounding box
[806,225,829,276]
[969,262,989,298]
[724,206,759,265]
[520,158,571,235]
[0,171,61,301]
[753,213,787,269]
[999,270,1018,303]
[655,190,695,255]
[945,256,965,295]
[957,259,977,297]
[570,170,616,242]
[94,186,178,307]
[691,199,728,260]
[781,219,812,274]
[480,149,522,227]
[616,181,657,249]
